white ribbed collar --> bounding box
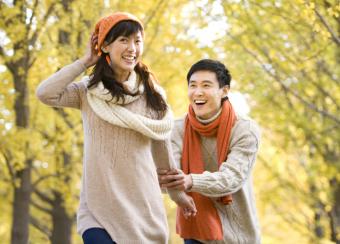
[196,108,222,124]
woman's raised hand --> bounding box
[79,32,101,69]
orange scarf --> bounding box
[176,100,236,240]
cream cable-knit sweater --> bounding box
[36,60,187,244]
[86,71,173,140]
[171,115,261,244]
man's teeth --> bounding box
[195,100,206,104]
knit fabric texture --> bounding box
[86,70,173,140]
[36,60,186,244]
[171,115,262,244]
[177,101,237,240]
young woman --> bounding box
[158,59,261,244]
[36,12,196,244]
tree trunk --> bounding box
[329,178,340,244]
[50,192,73,244]
[310,185,325,239]
[10,68,31,244]
[49,1,75,242]
[50,152,73,244]
[11,161,32,244]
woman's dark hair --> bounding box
[88,20,167,118]
[186,59,231,102]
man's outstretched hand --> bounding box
[157,168,193,191]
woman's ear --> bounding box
[101,45,108,53]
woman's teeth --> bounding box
[123,56,135,60]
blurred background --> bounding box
[0,0,339,243]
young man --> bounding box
[158,59,261,244]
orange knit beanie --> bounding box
[94,12,144,56]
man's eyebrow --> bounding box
[189,79,214,84]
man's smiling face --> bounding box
[188,70,228,119]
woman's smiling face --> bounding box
[104,30,143,81]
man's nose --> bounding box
[194,87,204,96]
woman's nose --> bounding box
[127,41,136,52]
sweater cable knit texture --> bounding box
[86,70,173,140]
[171,115,262,244]
[36,60,187,244]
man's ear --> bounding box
[222,85,230,98]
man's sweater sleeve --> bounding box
[190,119,261,197]
[36,60,87,109]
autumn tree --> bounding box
[204,0,339,242]
[0,1,212,243]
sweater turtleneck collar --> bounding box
[196,108,222,124]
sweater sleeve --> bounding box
[151,137,187,203]
[170,118,185,169]
[36,60,87,109]
[190,119,261,198]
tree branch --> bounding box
[228,33,340,125]
[27,0,39,35]
[30,199,52,214]
[30,215,51,238]
[32,173,58,188]
[0,44,5,58]
[1,149,16,188]
[315,8,340,46]
[53,108,75,129]
[143,0,167,31]
[33,188,54,205]
[29,2,57,46]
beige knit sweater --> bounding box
[171,115,261,244]
[36,60,186,244]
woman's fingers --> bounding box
[189,198,197,215]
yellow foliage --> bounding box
[1,0,339,243]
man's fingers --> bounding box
[161,179,185,189]
[167,168,181,175]
[161,174,184,181]
[157,168,169,175]
[158,175,184,184]
[157,168,182,175]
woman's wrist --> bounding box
[78,56,92,69]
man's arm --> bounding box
[159,119,261,197]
